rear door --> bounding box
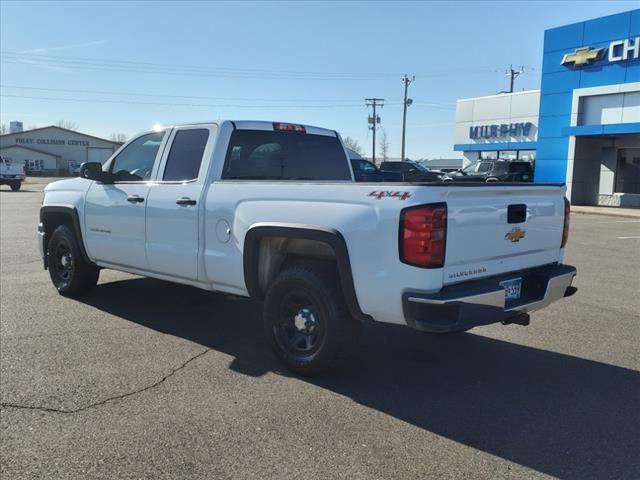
[85,130,168,269]
[442,185,566,285]
[145,125,215,280]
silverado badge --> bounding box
[505,227,525,243]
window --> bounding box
[462,162,480,173]
[499,150,517,161]
[222,130,351,180]
[110,131,165,181]
[519,150,536,161]
[351,159,377,173]
[163,129,209,181]
[479,151,498,160]
[382,162,401,172]
[477,162,493,173]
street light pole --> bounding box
[401,74,414,161]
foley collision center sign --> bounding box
[561,37,640,67]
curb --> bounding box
[571,208,640,219]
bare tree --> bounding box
[342,136,364,156]
[57,120,79,131]
[110,132,128,143]
[0,123,8,135]
[378,127,389,162]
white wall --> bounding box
[580,91,640,125]
[455,90,540,146]
[0,146,58,171]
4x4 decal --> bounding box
[369,191,411,200]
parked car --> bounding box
[350,158,402,182]
[0,155,26,191]
[38,120,575,375]
[379,161,443,182]
[444,160,534,182]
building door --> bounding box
[615,148,640,194]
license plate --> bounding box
[500,278,522,301]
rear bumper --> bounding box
[403,264,576,333]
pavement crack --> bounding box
[0,348,210,415]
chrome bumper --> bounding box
[403,264,577,333]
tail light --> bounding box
[399,203,447,268]
[561,197,570,248]
[273,123,305,133]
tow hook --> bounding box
[501,312,530,326]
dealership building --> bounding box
[0,125,122,176]
[455,9,640,207]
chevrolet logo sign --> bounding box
[561,47,604,67]
[505,228,526,243]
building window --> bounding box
[518,150,536,161]
[499,150,517,160]
[479,151,498,160]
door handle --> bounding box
[127,195,145,203]
[176,197,197,206]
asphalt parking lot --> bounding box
[1,178,639,480]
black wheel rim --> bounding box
[53,243,73,285]
[274,291,324,357]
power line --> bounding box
[0,51,540,81]
[0,84,369,104]
[0,85,456,109]
[0,94,371,109]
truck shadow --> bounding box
[80,277,639,480]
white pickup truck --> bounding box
[38,121,577,374]
[0,155,26,191]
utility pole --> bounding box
[365,98,384,163]
[401,74,415,161]
[506,65,524,93]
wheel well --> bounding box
[40,207,92,267]
[243,226,371,323]
[255,237,336,294]
[41,211,74,252]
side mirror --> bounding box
[79,162,113,183]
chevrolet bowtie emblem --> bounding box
[561,47,604,67]
[505,228,526,243]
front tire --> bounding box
[9,181,21,191]
[48,225,99,296]
[263,264,355,376]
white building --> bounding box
[0,125,122,175]
[454,90,540,165]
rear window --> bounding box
[222,130,350,181]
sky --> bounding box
[0,0,637,159]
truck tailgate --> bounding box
[442,185,565,285]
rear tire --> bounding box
[48,225,99,296]
[263,264,356,376]
[9,181,21,191]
